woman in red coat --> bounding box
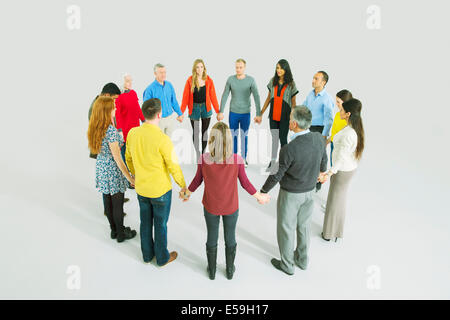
[180,59,220,161]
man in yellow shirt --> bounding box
[126,98,186,266]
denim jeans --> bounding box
[229,112,250,160]
[203,207,239,248]
[330,141,334,167]
[137,190,172,265]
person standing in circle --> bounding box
[87,96,137,243]
[320,98,365,242]
[217,59,261,167]
[259,59,298,172]
[328,89,353,167]
[181,59,220,161]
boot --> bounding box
[225,244,237,280]
[117,226,137,243]
[206,245,217,280]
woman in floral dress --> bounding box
[88,96,137,243]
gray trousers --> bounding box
[277,188,315,274]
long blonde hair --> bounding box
[87,96,115,154]
[191,59,207,92]
[208,122,233,163]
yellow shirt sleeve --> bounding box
[125,130,135,176]
[160,136,186,189]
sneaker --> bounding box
[160,251,178,267]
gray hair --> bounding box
[292,105,312,129]
[154,63,165,72]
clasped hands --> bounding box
[179,187,270,205]
[216,113,262,125]
[317,172,329,184]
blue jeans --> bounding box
[120,144,126,166]
[137,190,172,265]
[229,112,250,159]
[330,141,334,167]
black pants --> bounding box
[103,192,125,234]
[309,125,325,191]
[190,118,211,159]
[309,125,324,135]
[269,118,289,160]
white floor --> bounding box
[1,156,449,300]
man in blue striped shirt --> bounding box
[143,63,183,139]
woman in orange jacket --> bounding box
[181,59,220,161]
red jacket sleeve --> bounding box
[131,90,145,122]
[180,78,191,114]
[208,78,220,114]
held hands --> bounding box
[253,116,262,124]
[128,175,135,188]
[177,115,184,123]
[254,191,270,205]
[179,187,191,202]
[217,113,224,122]
[317,172,328,184]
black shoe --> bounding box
[206,245,217,280]
[128,185,135,190]
[225,244,237,280]
[117,227,137,243]
[111,230,117,239]
[321,232,330,241]
[124,198,130,203]
[271,258,294,275]
[123,212,127,217]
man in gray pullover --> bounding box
[218,59,261,166]
[261,106,327,275]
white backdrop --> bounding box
[0,0,449,299]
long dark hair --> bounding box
[272,59,294,88]
[336,89,353,103]
[342,98,365,160]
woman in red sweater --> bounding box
[115,74,145,162]
[181,122,270,280]
[180,59,220,161]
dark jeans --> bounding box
[330,141,334,167]
[137,190,172,265]
[103,192,125,234]
[269,118,289,160]
[120,144,126,165]
[203,208,239,248]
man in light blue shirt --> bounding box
[143,63,183,139]
[302,71,334,139]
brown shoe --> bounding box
[160,251,178,267]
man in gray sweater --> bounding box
[261,106,327,275]
[218,59,261,167]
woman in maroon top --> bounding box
[181,122,269,280]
